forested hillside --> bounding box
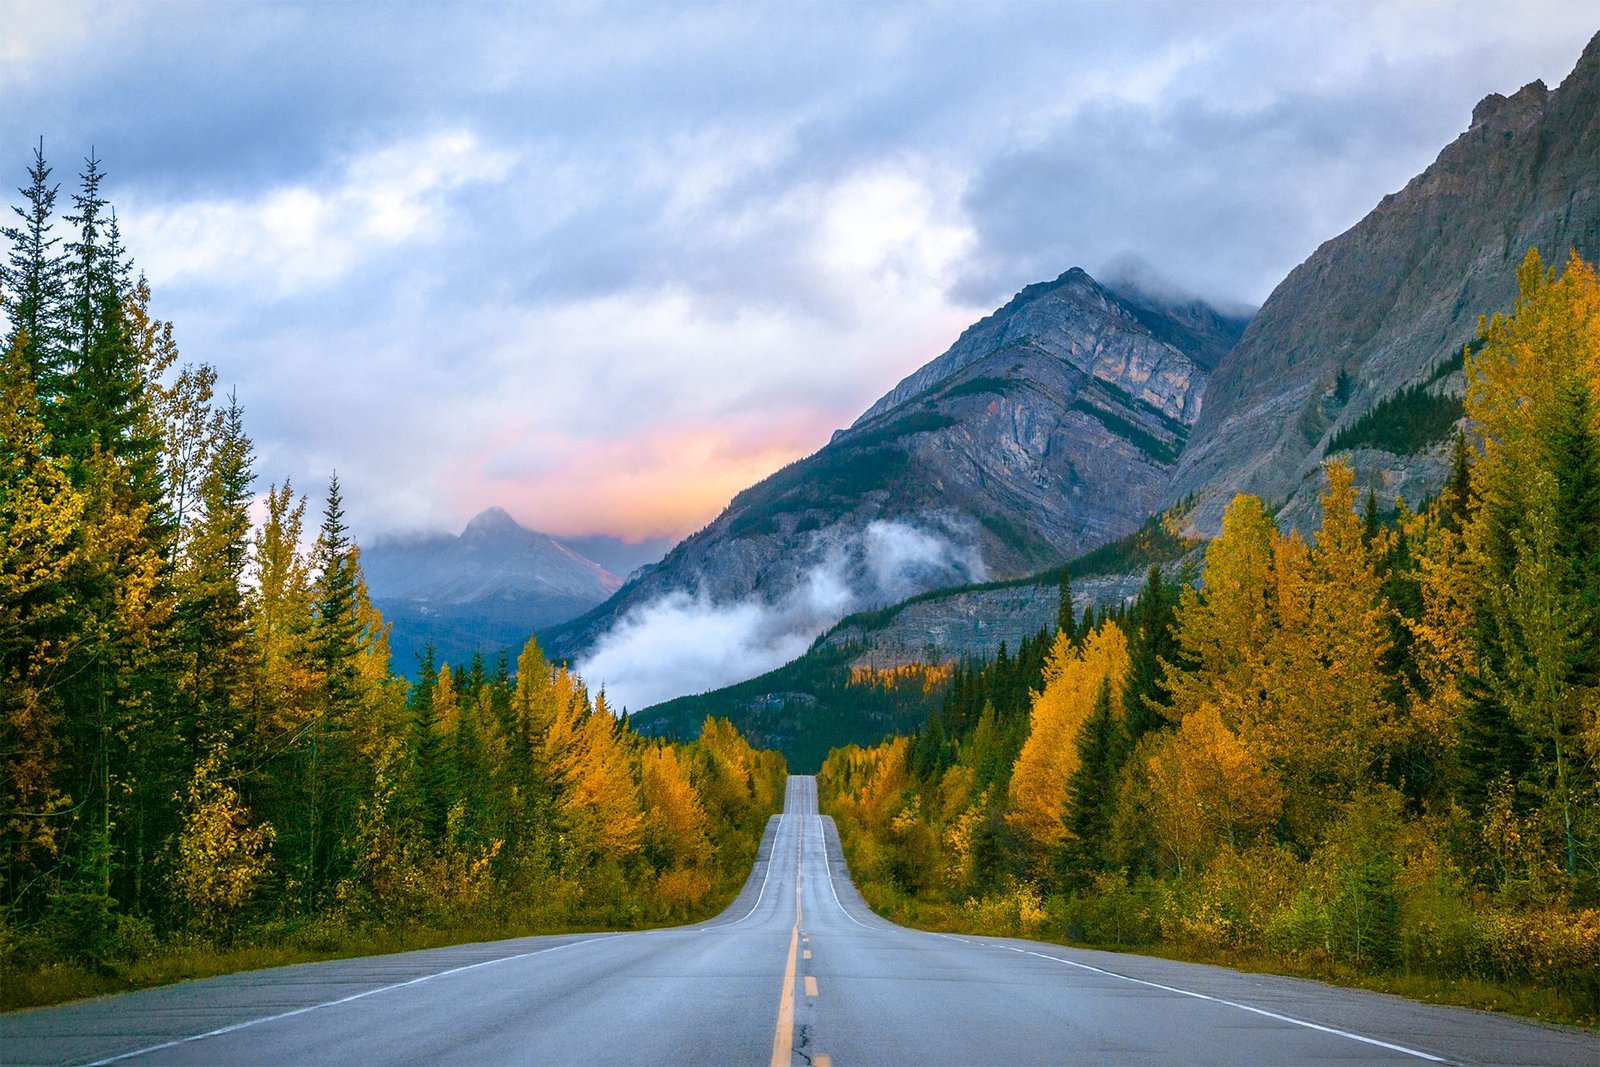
[821,251,1600,1022]
[0,148,785,1010]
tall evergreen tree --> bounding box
[1057,570,1074,638]
[1123,564,1178,742]
[1,139,68,402]
[1063,675,1125,882]
[1440,429,1473,533]
[1547,376,1600,682]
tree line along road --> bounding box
[5,776,1598,1066]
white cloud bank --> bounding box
[576,520,985,712]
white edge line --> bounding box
[89,784,804,1064]
[1002,946,1449,1064]
[813,814,871,929]
[80,935,618,1066]
[712,811,786,930]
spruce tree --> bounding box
[1548,376,1600,681]
[1,139,68,401]
[310,473,366,715]
[1063,675,1124,883]
[1441,429,1473,532]
[1123,565,1177,741]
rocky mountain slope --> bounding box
[626,32,1600,764]
[1172,30,1600,533]
[364,507,620,673]
[839,30,1600,675]
[545,270,1248,661]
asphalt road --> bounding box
[5,776,1597,1066]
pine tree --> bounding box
[1440,429,1473,533]
[1,139,68,403]
[406,644,445,840]
[1123,564,1178,741]
[1062,675,1124,882]
[310,473,362,713]
[1547,375,1600,683]
[175,388,255,745]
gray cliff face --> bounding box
[856,268,1244,427]
[545,270,1246,658]
[1172,31,1600,533]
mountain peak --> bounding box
[463,506,521,541]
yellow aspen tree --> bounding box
[1259,463,1399,841]
[1007,622,1129,851]
[174,742,275,932]
[547,691,643,864]
[432,663,458,737]
[249,482,314,740]
[1406,512,1475,753]
[1166,494,1280,732]
[640,745,711,870]
[1144,704,1284,876]
[0,332,84,872]
[857,736,913,831]
[1464,250,1600,883]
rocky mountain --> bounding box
[544,269,1248,662]
[1172,30,1600,534]
[625,32,1600,764]
[364,508,621,674]
[834,30,1600,676]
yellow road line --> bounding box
[815,1056,832,1067]
[769,828,805,1067]
[804,976,819,997]
[769,924,798,1067]
[802,949,811,960]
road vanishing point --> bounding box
[5,777,1598,1066]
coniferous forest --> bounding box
[821,251,1600,1022]
[0,149,785,1009]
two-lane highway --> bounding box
[6,777,1598,1065]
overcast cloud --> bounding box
[3,1,1594,542]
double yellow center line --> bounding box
[772,790,829,1067]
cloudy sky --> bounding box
[4,2,1595,545]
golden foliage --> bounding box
[174,745,275,929]
[1007,623,1129,850]
[640,745,711,869]
[847,662,954,694]
[1144,705,1283,874]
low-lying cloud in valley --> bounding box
[576,520,985,712]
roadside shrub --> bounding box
[962,881,1048,937]
[1485,907,1600,1017]
[1057,871,1163,946]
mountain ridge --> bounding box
[1171,29,1600,533]
[543,267,1249,675]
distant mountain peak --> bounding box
[462,506,521,541]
